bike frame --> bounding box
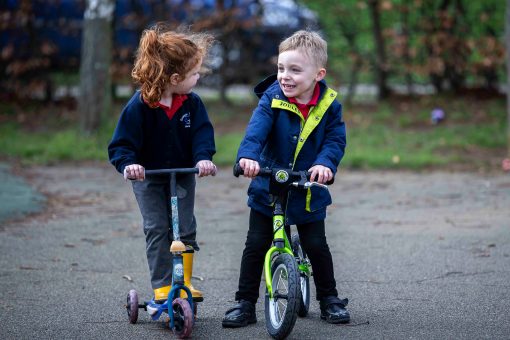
[264,197,296,298]
[233,165,318,299]
[233,164,331,301]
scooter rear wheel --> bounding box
[126,289,139,324]
[172,298,193,338]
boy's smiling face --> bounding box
[277,49,326,104]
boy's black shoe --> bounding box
[222,300,257,328]
[320,296,350,324]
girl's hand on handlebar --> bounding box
[239,158,260,178]
[196,160,217,177]
[308,165,333,184]
[124,164,145,181]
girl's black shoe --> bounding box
[222,300,257,328]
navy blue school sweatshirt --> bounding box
[108,91,216,173]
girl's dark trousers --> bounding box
[235,209,339,304]
[132,174,198,290]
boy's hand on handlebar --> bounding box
[309,165,333,184]
[124,164,145,181]
[239,158,260,178]
[196,160,217,177]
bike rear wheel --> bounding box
[264,253,300,339]
[292,234,311,317]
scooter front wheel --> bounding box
[171,297,193,339]
[126,289,139,324]
[264,253,300,339]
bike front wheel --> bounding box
[292,234,311,317]
[264,253,300,339]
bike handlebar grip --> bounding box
[306,172,334,185]
[233,163,273,177]
[233,163,243,177]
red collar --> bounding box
[288,83,320,119]
[157,94,188,120]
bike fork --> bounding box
[264,202,293,298]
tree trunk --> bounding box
[401,0,414,96]
[218,40,232,106]
[335,17,362,105]
[368,0,390,100]
[344,54,362,106]
[79,0,115,134]
[506,0,510,156]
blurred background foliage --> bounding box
[0,0,507,171]
[304,0,505,102]
[0,0,505,100]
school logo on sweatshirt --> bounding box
[180,112,191,128]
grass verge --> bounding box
[0,95,506,171]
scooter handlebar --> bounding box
[145,168,199,176]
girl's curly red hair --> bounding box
[131,24,214,107]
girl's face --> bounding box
[172,59,202,94]
[277,50,325,103]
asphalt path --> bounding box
[0,163,509,339]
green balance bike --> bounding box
[233,164,331,339]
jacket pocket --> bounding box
[248,177,273,206]
[305,186,332,212]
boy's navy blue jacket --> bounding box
[237,75,346,225]
[108,91,215,173]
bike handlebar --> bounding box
[233,163,304,178]
[233,163,334,185]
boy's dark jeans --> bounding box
[235,209,339,304]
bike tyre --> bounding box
[292,234,311,317]
[264,253,300,340]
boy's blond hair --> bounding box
[278,30,327,68]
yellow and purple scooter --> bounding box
[126,168,202,338]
